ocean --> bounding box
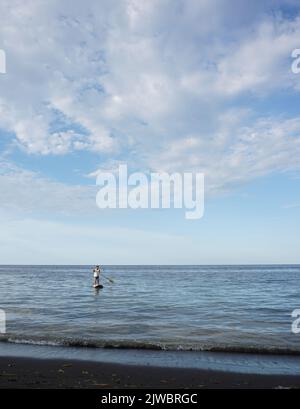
[1,265,299,357]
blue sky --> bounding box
[0,0,300,264]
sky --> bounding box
[0,0,300,264]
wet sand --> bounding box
[0,356,300,389]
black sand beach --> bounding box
[1,356,300,389]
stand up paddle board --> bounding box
[93,284,103,289]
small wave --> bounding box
[1,335,300,356]
[0,335,63,347]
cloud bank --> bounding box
[0,0,300,211]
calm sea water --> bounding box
[0,265,300,354]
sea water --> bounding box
[1,265,299,356]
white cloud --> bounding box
[282,203,300,209]
[145,114,300,195]
[180,16,300,97]
[0,0,300,193]
[0,215,190,264]
[0,160,96,215]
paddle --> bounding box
[102,274,114,284]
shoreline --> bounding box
[2,341,300,376]
[1,355,300,389]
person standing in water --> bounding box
[93,265,101,286]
